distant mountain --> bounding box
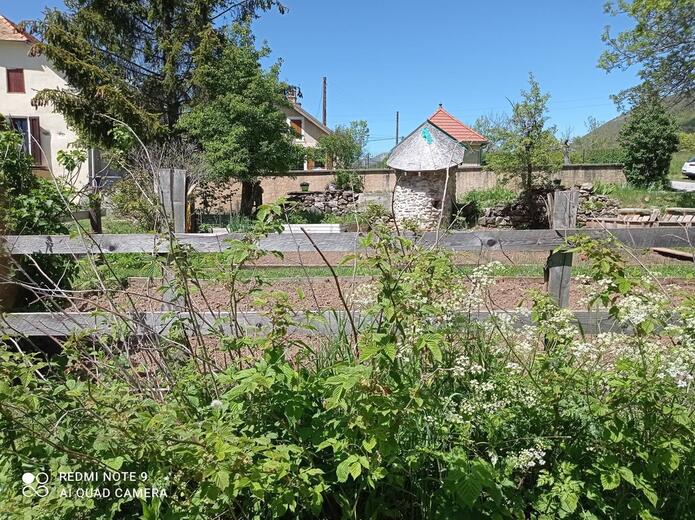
[577,96,695,146]
[357,152,389,169]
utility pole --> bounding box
[322,76,327,126]
[395,111,400,144]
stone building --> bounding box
[387,106,487,229]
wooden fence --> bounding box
[1,190,693,338]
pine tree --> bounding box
[28,0,284,148]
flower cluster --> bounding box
[507,445,547,472]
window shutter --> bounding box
[306,159,315,170]
[290,119,303,138]
[7,69,25,93]
[29,117,42,164]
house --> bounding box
[281,88,332,170]
[387,105,487,229]
[428,105,487,165]
[0,14,90,185]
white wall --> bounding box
[0,40,89,186]
[281,105,325,148]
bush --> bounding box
[459,187,516,209]
[0,130,76,308]
[619,93,680,188]
[1,217,693,518]
[107,176,158,231]
[333,170,364,193]
[569,147,624,164]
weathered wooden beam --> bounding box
[547,190,579,308]
[0,309,620,337]
[2,228,693,256]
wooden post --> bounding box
[156,168,187,233]
[546,189,579,308]
[156,168,188,311]
[88,191,103,234]
[322,76,327,126]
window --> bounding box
[6,69,25,93]
[10,117,42,165]
[289,118,304,140]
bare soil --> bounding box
[72,276,695,313]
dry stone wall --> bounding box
[477,184,621,228]
[284,187,359,216]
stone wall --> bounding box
[198,165,625,214]
[284,188,359,216]
[477,184,621,228]
[393,170,456,230]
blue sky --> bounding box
[5,1,638,154]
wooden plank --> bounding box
[619,208,652,215]
[157,168,173,230]
[651,248,695,262]
[61,209,106,223]
[547,190,579,307]
[172,169,187,234]
[0,309,621,337]
[2,228,694,256]
[665,207,695,215]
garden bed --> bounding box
[70,276,695,313]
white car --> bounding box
[682,156,695,179]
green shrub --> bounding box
[0,130,76,307]
[107,176,158,231]
[459,187,516,209]
[333,170,364,193]
[619,93,680,188]
[569,147,624,164]
[1,218,693,518]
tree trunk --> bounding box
[240,180,262,216]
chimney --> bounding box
[286,86,302,106]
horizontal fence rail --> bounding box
[2,228,693,255]
[1,310,620,337]
[1,224,692,340]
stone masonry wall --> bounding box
[284,187,359,216]
[393,170,456,230]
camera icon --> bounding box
[21,472,50,498]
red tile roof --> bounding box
[428,106,487,144]
[0,15,37,43]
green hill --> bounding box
[579,96,695,146]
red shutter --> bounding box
[29,117,42,165]
[7,69,25,93]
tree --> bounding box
[485,74,562,211]
[619,90,679,187]
[317,120,369,169]
[313,120,369,193]
[600,0,694,104]
[178,24,302,216]
[473,112,510,151]
[29,0,285,148]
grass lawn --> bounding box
[73,254,695,288]
[594,184,695,210]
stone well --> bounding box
[393,170,456,230]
